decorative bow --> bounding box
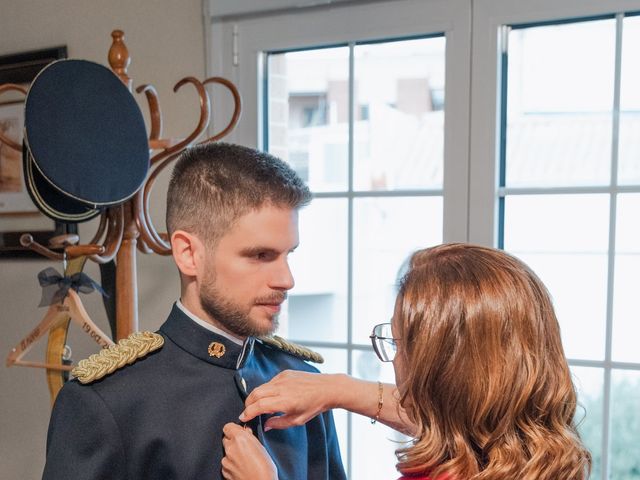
[37,267,108,307]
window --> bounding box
[265,37,446,479]
[499,15,640,478]
[207,1,471,476]
[206,0,639,478]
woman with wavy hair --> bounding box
[221,243,592,480]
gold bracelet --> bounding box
[371,381,384,424]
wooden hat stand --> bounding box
[0,30,242,402]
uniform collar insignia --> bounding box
[160,304,254,370]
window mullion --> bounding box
[346,40,356,480]
[601,12,624,480]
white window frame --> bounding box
[468,0,640,244]
[470,2,640,479]
[204,0,472,242]
[204,1,640,479]
[204,3,471,476]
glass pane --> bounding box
[610,370,640,479]
[352,348,396,384]
[267,47,349,192]
[283,199,348,343]
[571,366,603,479]
[353,37,445,191]
[351,350,407,480]
[333,408,348,471]
[617,112,640,186]
[505,20,615,187]
[613,194,640,363]
[619,16,640,186]
[503,195,609,360]
[311,347,349,464]
[353,197,443,345]
[313,347,348,375]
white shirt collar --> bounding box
[176,299,244,346]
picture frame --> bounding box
[0,100,36,215]
[0,45,70,258]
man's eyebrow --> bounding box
[239,246,279,256]
[239,245,299,256]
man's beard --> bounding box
[199,275,283,338]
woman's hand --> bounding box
[239,370,340,431]
[240,370,415,436]
[221,423,277,480]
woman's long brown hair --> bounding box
[395,243,591,479]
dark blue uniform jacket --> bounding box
[42,304,346,479]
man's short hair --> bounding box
[166,142,311,244]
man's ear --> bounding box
[171,230,205,278]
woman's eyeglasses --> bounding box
[369,323,399,362]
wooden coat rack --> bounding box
[0,30,242,400]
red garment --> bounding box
[397,476,431,480]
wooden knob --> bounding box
[108,29,132,90]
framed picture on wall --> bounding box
[0,45,72,258]
[0,101,37,215]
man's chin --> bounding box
[249,315,279,337]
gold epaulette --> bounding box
[257,335,324,364]
[72,331,164,384]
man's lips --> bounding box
[254,292,286,313]
[256,302,282,313]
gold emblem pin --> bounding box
[208,341,226,358]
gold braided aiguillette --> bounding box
[72,331,164,384]
[258,335,324,364]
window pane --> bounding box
[266,33,446,478]
[505,20,615,187]
[353,37,445,191]
[571,366,603,479]
[313,347,348,375]
[502,16,640,480]
[619,16,640,186]
[267,47,349,192]
[351,350,406,480]
[284,199,348,343]
[353,197,443,345]
[610,370,640,479]
[503,195,609,360]
[613,194,640,363]
[312,347,349,464]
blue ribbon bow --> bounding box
[37,267,108,307]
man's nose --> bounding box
[270,260,295,291]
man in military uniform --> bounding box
[42,143,346,480]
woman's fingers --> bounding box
[241,370,331,425]
[263,413,310,431]
[221,422,278,480]
[223,422,245,437]
[240,396,285,422]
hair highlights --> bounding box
[395,243,591,480]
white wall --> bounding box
[0,1,207,478]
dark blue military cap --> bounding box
[22,142,100,222]
[23,59,149,222]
